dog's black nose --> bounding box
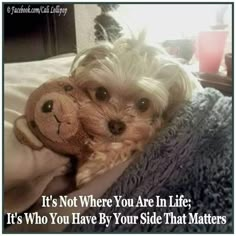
[108,119,126,135]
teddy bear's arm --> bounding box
[14,116,43,150]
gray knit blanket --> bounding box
[66,88,232,233]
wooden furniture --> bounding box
[197,72,232,96]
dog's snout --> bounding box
[108,119,126,135]
[42,100,53,113]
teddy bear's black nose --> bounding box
[108,119,126,135]
[42,100,53,113]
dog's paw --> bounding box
[75,169,93,187]
[75,153,108,187]
[88,151,107,161]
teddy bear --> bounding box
[14,76,92,171]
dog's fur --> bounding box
[71,35,201,186]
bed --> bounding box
[4,55,232,233]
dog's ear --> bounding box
[14,116,43,150]
[80,45,112,66]
[71,44,112,77]
[157,63,193,121]
[159,63,193,100]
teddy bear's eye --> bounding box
[64,85,73,92]
[42,100,53,113]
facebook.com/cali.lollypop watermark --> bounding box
[6,5,67,16]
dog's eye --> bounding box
[136,98,150,112]
[64,84,73,92]
[95,87,110,101]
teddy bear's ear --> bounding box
[14,116,44,150]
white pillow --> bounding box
[4,56,75,191]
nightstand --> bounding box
[197,72,232,96]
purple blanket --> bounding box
[66,88,232,233]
